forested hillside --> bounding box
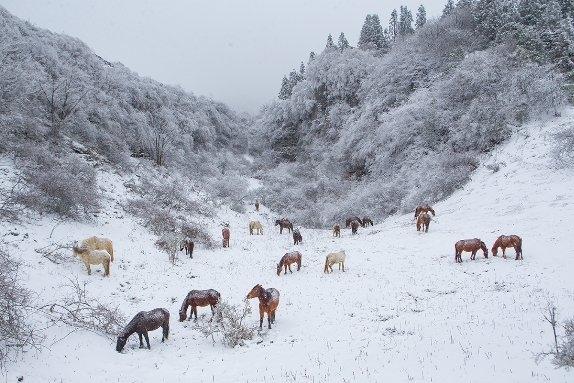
[250,0,572,227]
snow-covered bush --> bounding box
[193,301,255,348]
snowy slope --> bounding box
[3,110,574,382]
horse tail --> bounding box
[108,242,114,262]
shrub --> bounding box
[193,301,256,348]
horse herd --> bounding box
[70,202,522,353]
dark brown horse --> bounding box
[333,224,341,237]
[455,239,488,263]
[222,227,230,248]
[277,251,302,276]
[416,213,431,233]
[179,289,221,321]
[255,200,260,211]
[180,239,194,258]
[345,217,363,227]
[246,284,280,329]
[293,228,302,245]
[361,217,374,227]
[492,235,523,260]
[275,219,293,234]
[414,204,435,218]
[350,220,360,235]
[116,308,169,352]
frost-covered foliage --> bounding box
[193,301,255,348]
[251,4,567,227]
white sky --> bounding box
[1,0,445,113]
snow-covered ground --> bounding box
[3,111,574,382]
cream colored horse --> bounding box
[324,250,346,273]
[249,221,263,235]
[72,245,111,276]
[80,236,115,262]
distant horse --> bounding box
[333,224,341,237]
[345,217,363,227]
[255,200,260,211]
[350,220,360,235]
[275,219,293,234]
[246,284,280,329]
[455,239,488,263]
[116,308,169,352]
[249,221,263,235]
[180,239,194,258]
[414,204,435,218]
[362,217,374,227]
[72,244,110,276]
[324,250,346,273]
[416,213,431,233]
[492,235,523,260]
[293,228,302,245]
[179,289,221,321]
[79,236,114,262]
[222,228,230,248]
[277,251,302,276]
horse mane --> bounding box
[120,312,142,338]
[179,295,190,315]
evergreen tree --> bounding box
[557,0,574,19]
[399,6,415,36]
[416,5,427,28]
[359,14,389,54]
[308,51,316,63]
[389,9,399,41]
[358,15,374,50]
[442,0,455,17]
[299,62,306,76]
[338,32,351,51]
[325,34,336,50]
[278,76,290,100]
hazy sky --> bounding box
[2,0,444,113]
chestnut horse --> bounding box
[492,235,523,260]
[414,204,435,218]
[275,219,293,234]
[116,308,169,352]
[345,217,363,227]
[455,239,488,263]
[333,224,341,237]
[246,284,280,329]
[180,239,194,258]
[324,250,346,273]
[249,221,263,235]
[222,228,230,248]
[350,220,360,235]
[293,228,302,245]
[277,251,302,276]
[362,217,373,227]
[179,289,221,321]
[416,213,431,233]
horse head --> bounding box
[178,308,188,322]
[276,262,283,276]
[116,335,127,352]
[481,241,489,256]
[275,220,281,226]
[247,284,262,299]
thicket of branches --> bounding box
[193,301,256,348]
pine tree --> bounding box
[338,32,351,51]
[399,6,415,36]
[416,5,427,28]
[358,15,374,50]
[557,0,574,19]
[442,0,455,17]
[389,9,399,42]
[308,51,316,63]
[325,34,336,50]
[299,62,306,76]
[278,76,290,100]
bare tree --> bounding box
[544,303,560,355]
[39,76,88,136]
[193,301,256,347]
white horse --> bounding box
[72,245,111,276]
[249,221,263,235]
[80,236,115,262]
[324,250,346,273]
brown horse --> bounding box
[414,204,435,218]
[333,224,341,237]
[416,213,431,233]
[350,220,360,235]
[255,200,260,211]
[180,239,194,258]
[246,284,280,329]
[275,219,293,234]
[116,308,169,352]
[222,228,230,248]
[361,217,374,227]
[179,289,221,321]
[492,235,523,260]
[345,217,363,227]
[293,228,302,245]
[276,251,302,276]
[455,239,488,263]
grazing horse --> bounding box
[293,228,303,245]
[345,217,363,227]
[324,250,346,273]
[333,224,341,237]
[455,239,488,263]
[275,219,293,234]
[361,217,374,227]
[416,213,431,233]
[180,239,194,258]
[116,308,169,352]
[414,204,435,218]
[350,220,360,235]
[179,289,221,321]
[246,284,280,329]
[72,244,111,276]
[255,200,260,211]
[277,251,302,276]
[79,236,114,262]
[249,221,263,235]
[492,235,523,260]
[222,228,230,248]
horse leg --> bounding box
[502,247,507,259]
[84,261,91,275]
[342,261,345,272]
[271,310,276,323]
[143,332,151,349]
[162,323,169,341]
[267,312,272,329]
[284,264,288,275]
[297,261,301,271]
[259,307,264,329]
[288,264,293,273]
[193,306,198,321]
[138,333,144,348]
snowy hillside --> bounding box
[2,108,573,381]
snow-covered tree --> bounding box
[299,61,306,75]
[389,9,399,42]
[309,51,316,63]
[416,5,427,28]
[325,34,336,50]
[399,6,415,36]
[338,32,351,51]
[278,76,291,99]
[359,14,389,54]
[443,0,455,17]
